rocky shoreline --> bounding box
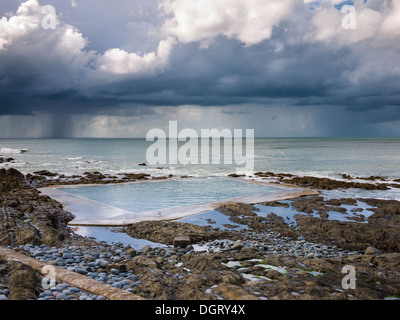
[0,167,400,300]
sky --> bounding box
[0,0,399,138]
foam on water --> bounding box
[0,147,28,154]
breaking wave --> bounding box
[0,147,28,154]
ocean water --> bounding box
[0,138,400,178]
[1,138,400,200]
[1,138,400,178]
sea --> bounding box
[1,137,400,200]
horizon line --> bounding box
[1,136,400,139]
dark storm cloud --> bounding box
[0,0,400,137]
[66,37,353,108]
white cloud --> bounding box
[0,0,178,92]
[308,3,380,45]
[97,36,176,75]
[0,0,96,94]
[307,0,400,46]
[0,0,40,52]
[0,0,88,59]
[379,0,400,39]
[160,0,296,46]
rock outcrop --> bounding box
[216,196,400,253]
[0,168,74,247]
[8,261,40,300]
[0,168,28,192]
[126,221,231,245]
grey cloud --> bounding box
[0,0,400,137]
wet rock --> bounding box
[241,246,258,252]
[0,157,15,164]
[33,170,58,177]
[259,201,290,208]
[125,256,178,299]
[0,169,74,247]
[291,196,325,214]
[15,224,42,246]
[296,215,400,252]
[325,198,357,206]
[8,261,40,300]
[173,236,191,248]
[123,246,137,257]
[212,283,259,300]
[216,203,297,239]
[230,242,243,251]
[365,247,382,255]
[126,221,230,245]
[215,203,259,217]
[95,259,108,268]
[141,245,152,254]
[227,173,246,177]
[0,168,28,192]
[278,175,390,190]
[181,254,229,276]
[266,269,285,280]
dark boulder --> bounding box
[0,168,28,192]
[8,261,40,300]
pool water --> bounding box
[59,177,291,214]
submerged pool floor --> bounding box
[58,178,289,213]
[40,177,312,226]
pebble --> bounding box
[62,253,74,259]
[42,290,53,297]
[0,289,10,296]
[95,259,108,268]
[9,222,362,302]
[75,268,88,275]
[56,293,68,300]
[110,268,119,275]
[69,287,80,293]
[13,243,146,301]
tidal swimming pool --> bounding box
[57,177,299,214]
[39,177,310,226]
